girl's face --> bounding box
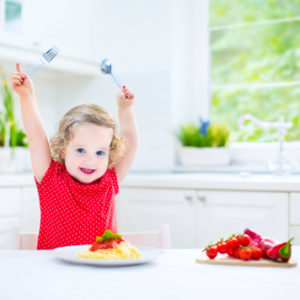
[63,123,113,184]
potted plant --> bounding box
[176,118,231,166]
[0,71,29,172]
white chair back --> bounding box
[121,224,172,249]
[19,224,172,250]
[20,232,38,250]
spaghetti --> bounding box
[76,230,141,260]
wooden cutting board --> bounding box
[195,253,297,268]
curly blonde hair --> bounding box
[50,104,127,169]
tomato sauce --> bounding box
[89,238,124,251]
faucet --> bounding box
[238,114,295,174]
[238,114,291,132]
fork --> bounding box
[26,46,59,75]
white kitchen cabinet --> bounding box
[117,188,198,248]
[118,187,289,248]
[0,187,21,217]
[27,0,93,60]
[289,193,300,244]
[290,193,300,225]
[0,172,298,249]
[290,226,300,245]
[196,190,288,247]
[0,218,19,249]
[20,186,40,233]
[0,187,21,248]
[0,0,98,76]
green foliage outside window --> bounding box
[210,0,300,142]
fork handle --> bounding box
[26,63,42,76]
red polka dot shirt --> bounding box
[35,160,119,250]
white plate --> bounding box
[53,245,164,266]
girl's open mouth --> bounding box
[80,168,95,175]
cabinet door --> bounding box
[118,188,197,248]
[25,0,93,59]
[289,193,300,245]
[0,187,21,217]
[196,191,288,247]
[0,188,21,249]
[0,218,19,249]
[20,186,40,233]
[290,193,300,225]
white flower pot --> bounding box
[0,147,12,172]
[0,147,31,173]
[179,146,231,166]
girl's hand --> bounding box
[11,63,34,99]
[116,85,135,109]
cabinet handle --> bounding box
[184,194,193,201]
[197,195,206,202]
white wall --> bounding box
[1,0,210,172]
[56,0,178,172]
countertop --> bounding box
[121,172,300,192]
[1,171,300,192]
[0,248,299,300]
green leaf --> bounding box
[175,122,230,148]
[0,75,28,148]
[95,230,122,242]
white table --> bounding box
[0,248,299,300]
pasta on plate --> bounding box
[76,230,141,260]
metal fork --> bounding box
[26,46,59,75]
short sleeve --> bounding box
[35,159,64,191]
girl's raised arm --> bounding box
[114,85,138,183]
[11,63,52,183]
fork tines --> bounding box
[42,46,59,63]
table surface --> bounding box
[0,247,299,300]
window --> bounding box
[209,1,300,143]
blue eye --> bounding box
[96,150,105,156]
[76,148,85,154]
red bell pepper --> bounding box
[244,228,293,262]
[266,238,293,262]
[244,228,262,244]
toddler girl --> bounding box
[11,63,137,249]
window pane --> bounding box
[210,1,300,143]
[210,0,300,26]
[211,22,300,85]
[5,0,22,34]
[210,86,300,142]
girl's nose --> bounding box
[82,153,96,166]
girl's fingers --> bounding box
[16,62,21,73]
[11,74,23,81]
[12,81,21,87]
[20,72,26,80]
[120,84,134,100]
[11,74,24,85]
[11,75,24,86]
[16,63,26,79]
[11,73,24,85]
[126,91,134,99]
[12,78,22,84]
